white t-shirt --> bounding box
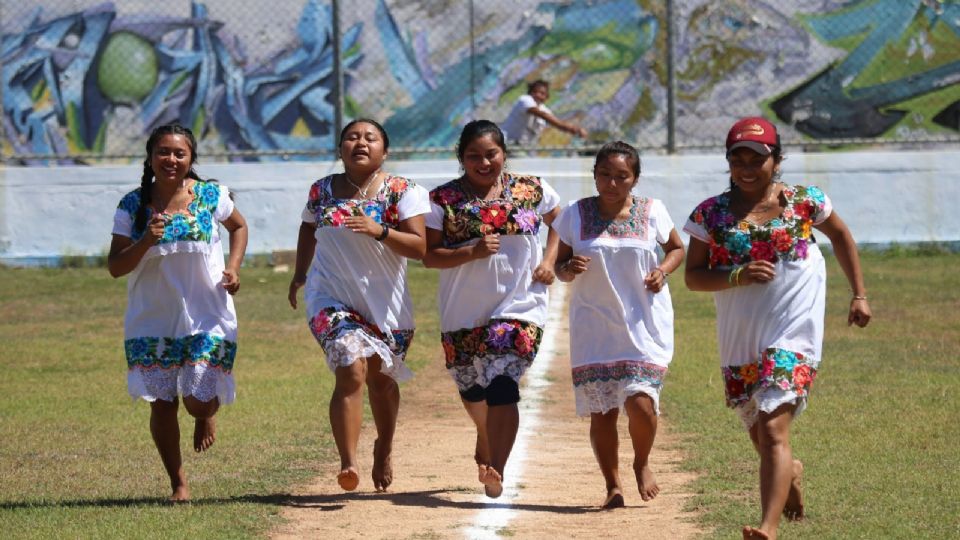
[553,196,676,369]
[502,94,551,144]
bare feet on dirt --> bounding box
[337,467,360,491]
[478,465,503,498]
[601,488,625,509]
[634,460,660,501]
[372,439,393,492]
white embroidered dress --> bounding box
[113,181,238,404]
[301,174,430,382]
[553,196,675,416]
[426,174,560,390]
[682,184,832,428]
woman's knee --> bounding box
[182,395,219,418]
[335,362,367,394]
[150,398,179,416]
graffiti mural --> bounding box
[772,0,960,138]
[2,0,358,162]
[1,0,958,163]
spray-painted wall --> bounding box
[1,149,957,263]
[4,0,959,162]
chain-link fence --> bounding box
[3,0,959,163]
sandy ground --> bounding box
[271,285,705,539]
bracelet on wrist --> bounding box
[656,267,669,278]
[852,294,867,301]
[375,225,389,242]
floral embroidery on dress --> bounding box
[572,360,667,388]
[721,348,818,407]
[578,196,652,240]
[118,181,223,243]
[688,185,828,267]
[307,174,412,229]
[309,305,414,358]
[441,319,543,369]
[430,174,545,246]
[125,332,236,372]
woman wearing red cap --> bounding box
[683,117,872,540]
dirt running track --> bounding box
[272,285,705,539]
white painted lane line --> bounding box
[463,283,567,539]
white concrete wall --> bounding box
[2,149,958,263]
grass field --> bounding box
[664,249,960,539]
[1,251,958,538]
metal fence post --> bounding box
[665,0,676,154]
[332,0,344,153]
[469,0,477,117]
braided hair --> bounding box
[134,123,202,233]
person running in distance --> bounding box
[501,79,588,146]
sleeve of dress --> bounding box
[424,200,445,231]
[552,200,578,246]
[301,181,320,224]
[214,184,236,222]
[651,199,676,244]
[537,179,562,215]
[681,200,711,243]
[805,186,834,225]
[398,184,431,220]
[112,207,134,238]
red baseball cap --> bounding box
[726,117,780,157]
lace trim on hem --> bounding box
[322,329,413,383]
[447,353,530,392]
[127,365,236,405]
[574,379,662,417]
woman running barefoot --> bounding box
[423,120,561,498]
[288,119,430,492]
[552,141,684,508]
[683,118,872,539]
[108,123,248,501]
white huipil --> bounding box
[682,184,833,424]
[553,196,675,415]
[301,174,431,381]
[113,181,238,404]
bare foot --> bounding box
[474,434,490,467]
[634,460,660,501]
[601,488,625,510]
[479,466,503,498]
[742,525,770,539]
[372,439,393,492]
[193,417,216,452]
[337,467,360,491]
[783,459,805,521]
[169,485,191,503]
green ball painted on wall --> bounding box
[97,32,158,104]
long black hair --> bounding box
[456,119,507,163]
[135,123,201,232]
